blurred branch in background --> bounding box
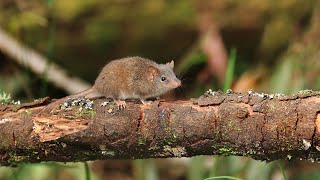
[0,27,90,95]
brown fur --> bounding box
[45,56,181,110]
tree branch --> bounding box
[0,27,91,94]
[1,90,320,166]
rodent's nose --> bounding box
[175,79,181,87]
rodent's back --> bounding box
[93,56,156,99]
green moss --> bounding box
[223,120,241,133]
[76,107,96,119]
[246,149,257,155]
[73,150,96,161]
[20,109,33,119]
[211,146,240,156]
[163,127,177,145]
[148,145,160,151]
[0,91,12,104]
[160,118,167,128]
[163,145,186,157]
[137,127,149,146]
[219,147,232,152]
[12,105,20,112]
[0,90,21,106]
[218,147,238,156]
[25,109,33,116]
[6,149,40,166]
[138,137,146,145]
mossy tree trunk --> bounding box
[1,91,320,166]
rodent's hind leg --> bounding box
[140,99,153,105]
[114,99,126,110]
[84,90,104,100]
[86,95,105,101]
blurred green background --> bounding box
[1,0,320,180]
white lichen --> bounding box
[100,101,109,107]
[61,142,67,148]
[101,150,115,156]
[274,93,285,98]
[309,158,315,163]
[0,118,9,124]
[60,97,94,110]
[204,89,216,96]
[269,94,274,99]
[226,89,233,94]
[298,89,313,94]
[302,139,311,150]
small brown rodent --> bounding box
[49,56,181,109]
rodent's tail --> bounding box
[41,88,101,113]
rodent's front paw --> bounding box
[114,100,126,110]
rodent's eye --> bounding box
[161,76,166,81]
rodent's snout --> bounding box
[173,79,181,88]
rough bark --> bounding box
[1,90,320,166]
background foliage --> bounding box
[1,0,320,179]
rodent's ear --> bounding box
[146,66,159,81]
[166,60,174,69]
